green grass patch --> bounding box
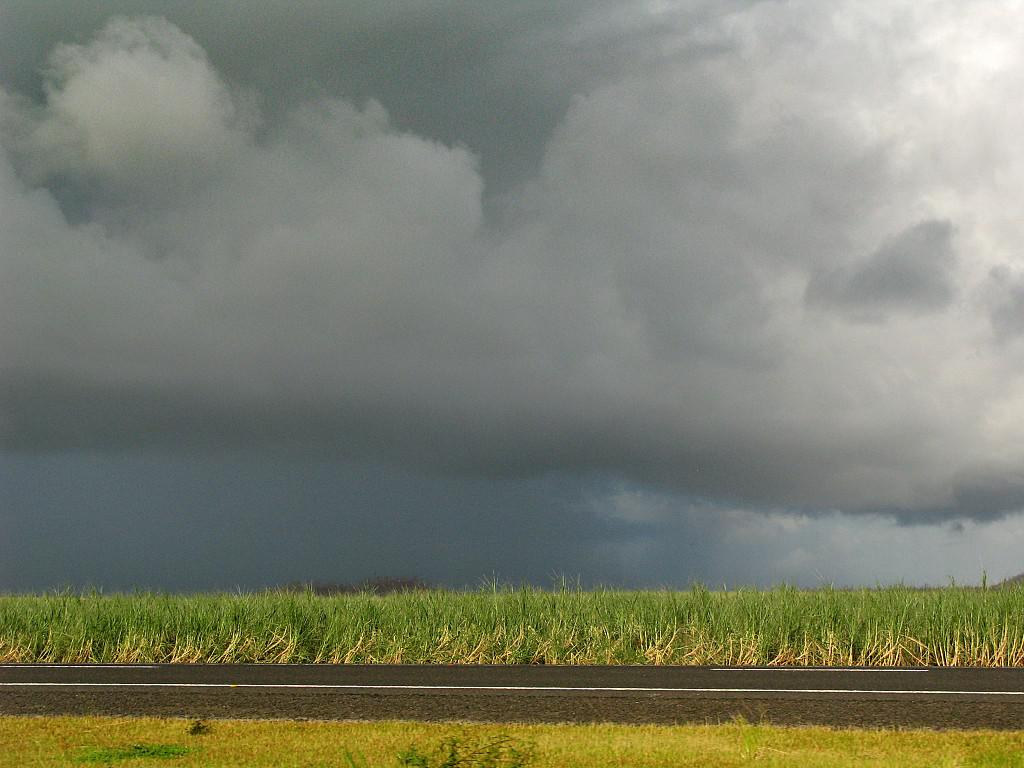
[76,743,191,762]
[3,715,1024,767]
[4,584,1024,666]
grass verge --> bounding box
[4,585,1024,666]
[2,715,1024,767]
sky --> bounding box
[3,1,1024,591]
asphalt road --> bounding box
[4,664,1024,729]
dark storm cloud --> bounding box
[4,1,1024,528]
[5,453,1024,592]
[986,265,1024,342]
[806,220,957,320]
[865,470,1024,525]
[950,472,1024,521]
[0,453,623,591]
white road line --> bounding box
[710,668,928,673]
[0,665,930,673]
[0,665,161,669]
[0,682,1021,696]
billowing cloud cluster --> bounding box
[4,3,1024,518]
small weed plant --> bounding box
[185,718,210,735]
[731,716,763,761]
[396,733,535,768]
[341,749,372,768]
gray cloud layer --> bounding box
[806,219,957,320]
[4,2,1024,521]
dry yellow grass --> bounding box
[2,716,1024,767]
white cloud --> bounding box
[20,17,248,196]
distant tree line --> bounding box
[280,577,432,595]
